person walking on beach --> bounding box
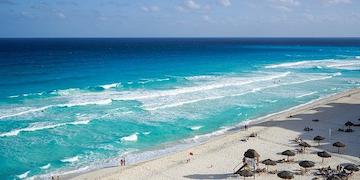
[186,152,193,163]
[120,159,124,166]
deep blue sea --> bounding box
[0,38,360,179]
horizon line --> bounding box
[1,36,360,39]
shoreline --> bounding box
[68,88,360,180]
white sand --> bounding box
[72,89,360,180]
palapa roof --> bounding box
[299,160,315,168]
[313,135,325,141]
[317,151,331,158]
[277,171,294,179]
[345,121,354,126]
[333,142,346,147]
[281,150,295,156]
[244,149,260,158]
[261,159,276,166]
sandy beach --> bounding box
[72,89,360,180]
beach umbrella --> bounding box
[317,151,331,163]
[281,150,295,161]
[299,160,315,172]
[332,142,346,153]
[313,136,325,146]
[344,164,359,172]
[277,171,294,179]
[238,169,254,179]
[345,121,354,130]
[299,141,311,152]
[244,149,260,159]
[261,159,276,171]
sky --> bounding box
[0,0,359,37]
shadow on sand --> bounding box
[183,173,235,179]
[183,101,360,179]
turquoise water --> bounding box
[0,38,360,179]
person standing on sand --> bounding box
[120,159,123,166]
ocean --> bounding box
[0,38,359,179]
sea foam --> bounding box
[0,120,91,137]
[17,171,30,179]
[120,133,139,142]
[40,163,51,170]
[61,156,80,163]
[100,83,121,89]
[265,59,360,70]
[296,91,318,98]
[189,126,203,131]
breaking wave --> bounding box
[0,120,91,137]
[296,91,318,98]
[100,83,121,89]
[61,156,80,163]
[120,133,138,142]
[265,59,360,70]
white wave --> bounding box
[144,75,331,111]
[0,123,63,137]
[0,106,52,120]
[17,171,30,179]
[333,72,342,76]
[0,98,112,120]
[100,83,121,89]
[70,120,91,125]
[263,99,278,103]
[356,56,360,59]
[19,92,45,97]
[142,132,151,135]
[61,99,113,107]
[61,156,80,163]
[265,59,360,70]
[120,133,138,142]
[139,78,170,84]
[52,88,80,96]
[0,120,91,137]
[189,126,231,143]
[189,126,203,131]
[143,95,226,111]
[40,163,51,170]
[296,91,318,98]
[122,72,291,101]
[236,104,258,108]
[185,75,217,81]
[8,95,19,98]
[155,78,170,82]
